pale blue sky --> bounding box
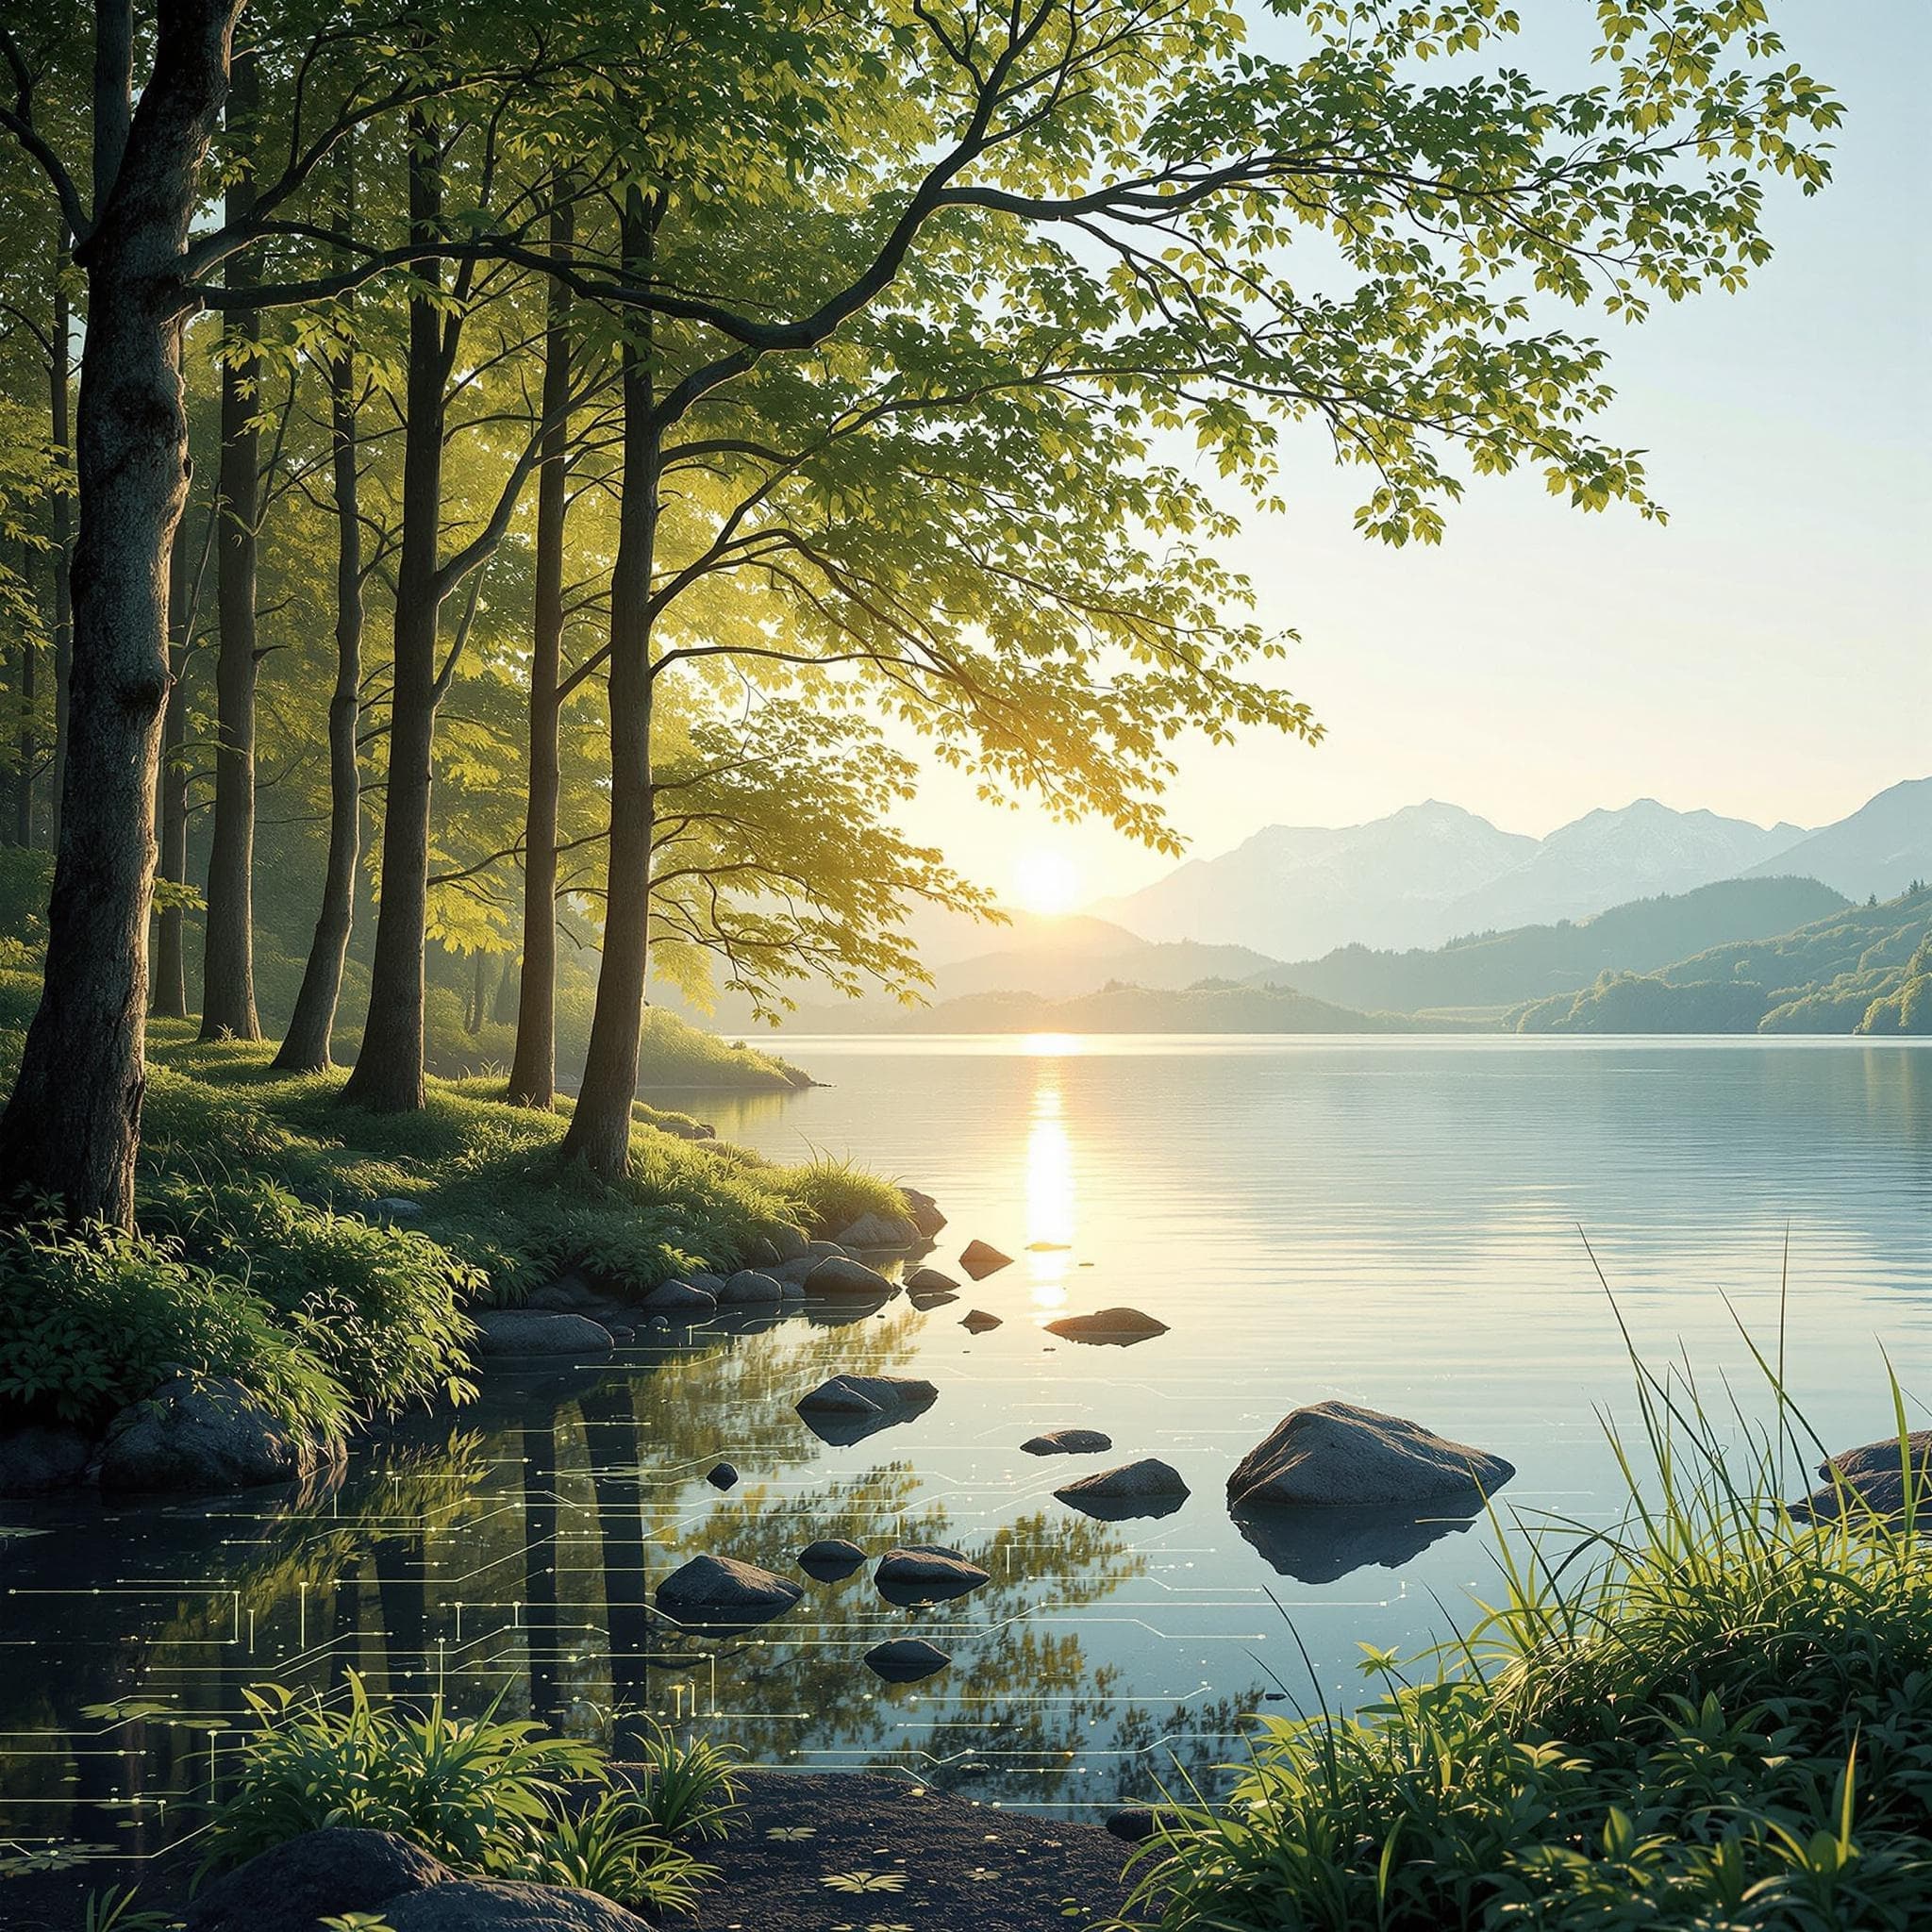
[900,1,1930,912]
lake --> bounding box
[5,1035,1931,1882]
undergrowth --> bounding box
[1120,1326,1932,1932]
[0,971,908,1438]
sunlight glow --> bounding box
[1013,847,1082,916]
[1025,1073,1076,1307]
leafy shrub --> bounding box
[141,1175,479,1415]
[0,1217,344,1432]
[1123,1362,1932,1931]
[207,1675,603,1874]
[207,1675,716,1914]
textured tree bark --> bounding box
[560,198,658,1178]
[341,114,447,1113]
[507,196,574,1110]
[153,510,194,1020]
[275,311,363,1074]
[46,219,72,846]
[0,0,242,1226]
[11,541,33,847]
[199,42,259,1040]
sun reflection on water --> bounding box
[1026,1067,1077,1307]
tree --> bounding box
[542,0,1838,1174]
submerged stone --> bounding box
[1055,1457,1191,1521]
[874,1544,991,1604]
[1021,1428,1113,1457]
[1043,1307,1168,1345]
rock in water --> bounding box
[1044,1307,1168,1345]
[1227,1401,1514,1510]
[795,1374,938,1445]
[958,1240,1013,1279]
[960,1308,1003,1333]
[1021,1428,1113,1457]
[636,1279,717,1321]
[903,1187,948,1240]
[475,1310,614,1356]
[1794,1430,1932,1524]
[802,1255,899,1298]
[717,1270,786,1305]
[182,1828,452,1932]
[380,1879,656,1929]
[706,1461,739,1491]
[835,1210,920,1250]
[864,1638,952,1683]
[874,1544,991,1605]
[1055,1457,1190,1520]
[98,1374,342,1494]
[905,1266,959,1295]
[797,1537,868,1579]
[655,1553,803,1634]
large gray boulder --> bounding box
[835,1210,920,1251]
[475,1310,614,1356]
[98,1374,342,1494]
[382,1879,655,1929]
[183,1828,450,1932]
[1227,1402,1514,1511]
[1045,1307,1168,1346]
[718,1270,786,1305]
[874,1544,991,1605]
[1056,1457,1190,1521]
[1795,1430,1932,1524]
[636,1279,717,1321]
[0,1422,94,1496]
[655,1552,803,1634]
[802,1255,899,1298]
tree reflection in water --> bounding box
[0,1310,1260,1884]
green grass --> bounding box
[0,969,909,1438]
[1119,1332,1932,1931]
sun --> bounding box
[1013,848,1082,917]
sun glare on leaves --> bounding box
[1013,847,1081,917]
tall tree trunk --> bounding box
[507,195,574,1109]
[561,197,658,1178]
[341,115,448,1113]
[199,42,259,1040]
[153,508,194,1019]
[0,0,240,1227]
[47,217,73,846]
[12,541,33,847]
[275,185,363,1075]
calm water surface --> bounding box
[5,1036,1931,1881]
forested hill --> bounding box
[1263,875,1846,1016]
[804,982,1481,1035]
[1516,886,1932,1035]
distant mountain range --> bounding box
[1260,875,1848,1017]
[1093,778,1931,960]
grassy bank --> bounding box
[0,969,907,1449]
[1120,1366,1932,1930]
